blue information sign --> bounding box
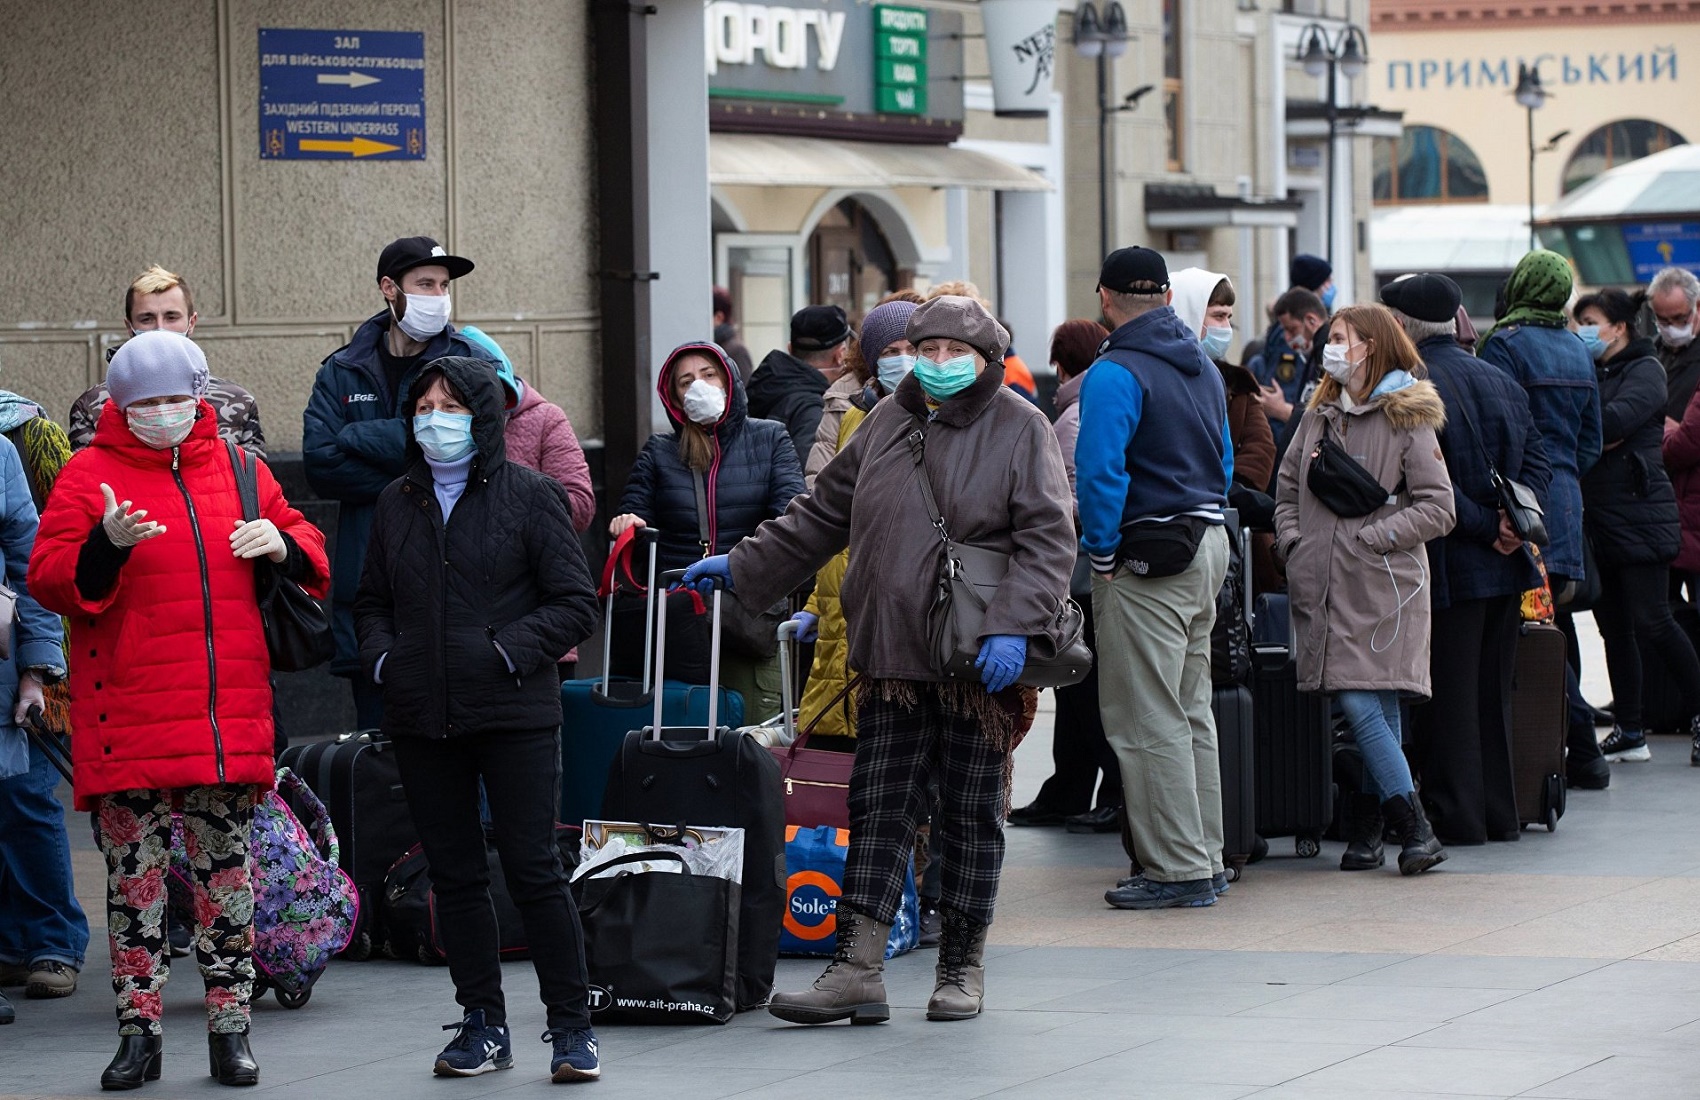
[260,28,426,160]
[1624,222,1700,280]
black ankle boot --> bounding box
[208,1032,258,1087]
[1381,792,1447,876]
[101,1034,162,1091]
[1339,792,1385,871]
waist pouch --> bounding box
[1118,515,1210,578]
[1307,426,1396,518]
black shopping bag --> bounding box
[571,850,739,1025]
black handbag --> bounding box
[1306,421,1397,519]
[907,423,1092,689]
[227,441,335,672]
[1452,396,1548,546]
[692,471,786,659]
[571,849,739,1025]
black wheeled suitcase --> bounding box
[1249,594,1333,858]
[280,731,418,959]
[1215,683,1256,877]
[1511,621,1567,831]
[600,571,786,1011]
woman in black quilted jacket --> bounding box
[608,342,806,720]
[353,356,604,1084]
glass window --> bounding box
[1561,119,1688,194]
[1372,125,1489,204]
[1162,0,1183,171]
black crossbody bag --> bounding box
[1307,420,1399,519]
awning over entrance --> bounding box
[1145,184,1302,229]
[708,133,1052,192]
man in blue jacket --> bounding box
[1384,274,1561,846]
[303,237,498,728]
[1076,247,1234,911]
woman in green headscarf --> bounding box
[1478,250,1603,586]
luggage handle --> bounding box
[777,618,799,743]
[276,766,341,867]
[599,527,662,695]
[22,704,72,785]
[652,567,725,740]
[1241,525,1254,631]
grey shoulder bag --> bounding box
[906,422,1091,690]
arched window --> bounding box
[1562,119,1687,194]
[1373,125,1489,204]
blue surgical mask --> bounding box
[1200,326,1233,360]
[876,353,915,393]
[413,410,476,463]
[1320,284,1337,311]
[1576,324,1608,361]
[911,353,979,400]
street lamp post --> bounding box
[1296,22,1368,271]
[1515,62,1550,250]
[1073,1,1129,261]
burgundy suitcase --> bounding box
[1510,621,1567,831]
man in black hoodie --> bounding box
[747,305,851,467]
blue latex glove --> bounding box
[976,634,1026,694]
[791,611,819,644]
[680,554,734,595]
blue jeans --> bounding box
[1334,690,1415,803]
[0,738,90,969]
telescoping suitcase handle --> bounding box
[652,567,726,739]
[777,618,800,744]
[600,526,662,695]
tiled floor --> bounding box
[5,625,1699,1098]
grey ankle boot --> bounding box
[926,908,988,1021]
[768,907,890,1025]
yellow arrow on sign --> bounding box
[297,137,401,157]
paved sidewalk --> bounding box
[6,633,1700,1098]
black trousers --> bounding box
[1033,600,1122,813]
[1412,595,1520,844]
[393,728,590,1032]
[1592,561,1700,731]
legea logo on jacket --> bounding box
[344,393,379,404]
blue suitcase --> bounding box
[560,531,742,829]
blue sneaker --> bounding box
[1105,876,1217,910]
[433,1010,513,1077]
[1115,872,1230,896]
[543,1028,600,1082]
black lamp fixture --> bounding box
[1074,2,1131,260]
[1294,21,1370,271]
[1514,62,1552,249]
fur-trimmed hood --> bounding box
[1332,370,1447,432]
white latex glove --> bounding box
[231,518,288,563]
[100,483,166,547]
[13,671,44,727]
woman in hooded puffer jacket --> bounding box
[1274,304,1457,877]
[609,344,805,721]
[1572,289,1700,765]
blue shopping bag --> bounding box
[779,825,918,959]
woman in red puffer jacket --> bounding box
[29,331,328,1091]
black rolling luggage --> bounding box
[1249,595,1333,858]
[1510,621,1567,831]
[600,571,786,1011]
[280,731,418,959]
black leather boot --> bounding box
[1339,792,1385,871]
[1382,793,1447,876]
[208,1031,259,1087]
[101,1034,162,1090]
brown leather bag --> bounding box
[766,620,854,830]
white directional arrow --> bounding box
[317,72,381,88]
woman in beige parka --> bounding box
[1274,303,1457,876]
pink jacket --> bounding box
[504,381,595,664]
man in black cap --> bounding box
[1075,247,1234,911]
[747,304,852,467]
[1382,274,1567,851]
[303,236,499,728]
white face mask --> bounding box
[1659,321,1696,348]
[394,292,452,342]
[1321,342,1357,384]
[127,399,198,449]
[681,378,727,425]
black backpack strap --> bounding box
[226,439,260,522]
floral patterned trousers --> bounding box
[96,786,256,1036]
